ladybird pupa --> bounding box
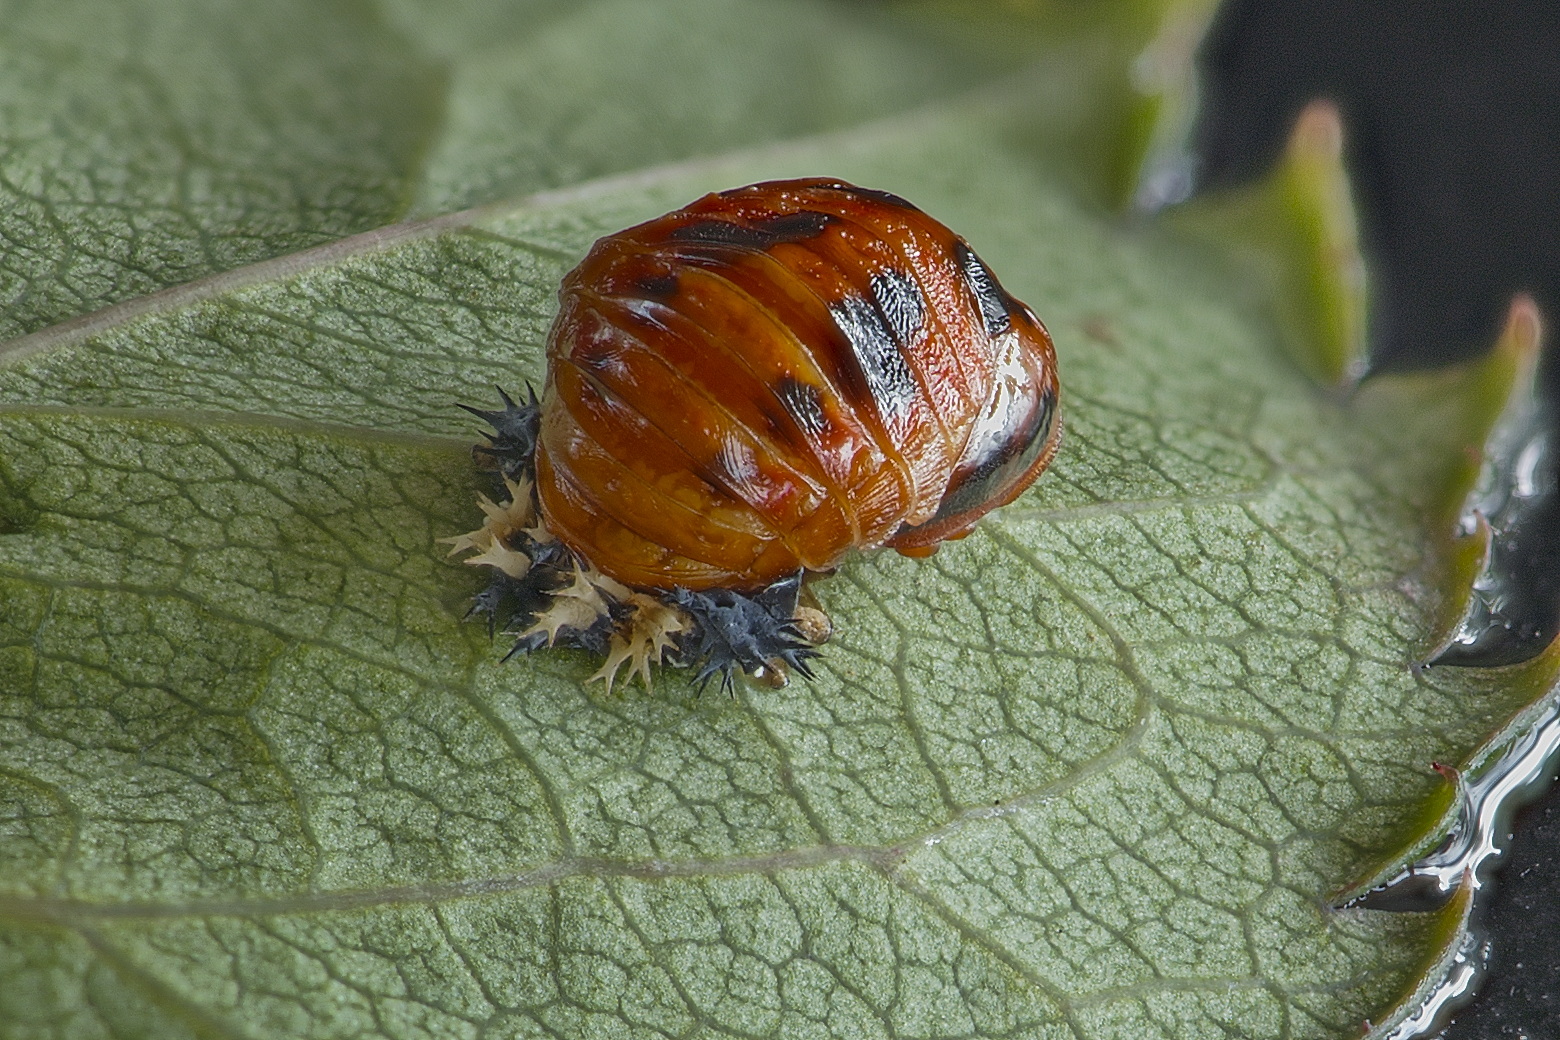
[448,178,1061,692]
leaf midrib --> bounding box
[0,704,1153,920]
[0,404,470,449]
[0,69,1072,373]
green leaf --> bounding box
[0,2,1551,1038]
[0,0,442,341]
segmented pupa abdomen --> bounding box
[535,178,1061,592]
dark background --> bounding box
[1193,1,1560,1035]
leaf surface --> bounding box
[0,2,1551,1038]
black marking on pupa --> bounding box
[633,271,679,300]
[775,376,829,439]
[955,241,1012,338]
[669,211,833,251]
[831,292,919,422]
[870,269,926,346]
[812,182,921,211]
